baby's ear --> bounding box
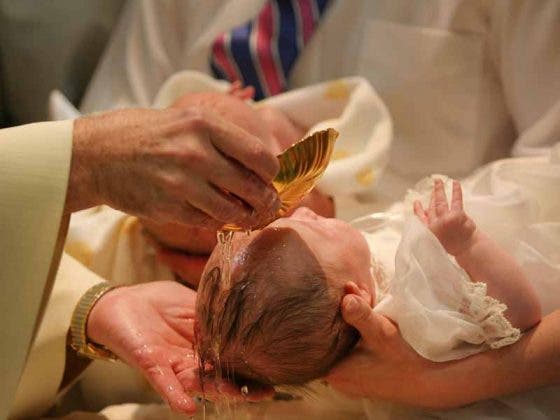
[343,281,374,308]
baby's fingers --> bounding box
[433,179,449,216]
[413,200,429,224]
[428,189,437,222]
[450,180,464,211]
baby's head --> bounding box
[195,207,374,385]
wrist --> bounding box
[86,285,123,347]
[70,283,119,361]
[453,229,484,261]
[67,117,103,212]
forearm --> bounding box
[455,230,541,329]
[424,309,560,409]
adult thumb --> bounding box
[342,294,383,346]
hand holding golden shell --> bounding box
[222,128,338,231]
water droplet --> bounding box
[241,385,249,396]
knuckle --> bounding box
[161,173,183,192]
[452,211,468,225]
[247,141,267,161]
[238,173,261,199]
[133,347,157,370]
[180,108,207,131]
[181,146,208,167]
[212,201,238,221]
[182,205,220,230]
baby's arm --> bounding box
[414,179,541,331]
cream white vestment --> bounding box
[0,120,79,418]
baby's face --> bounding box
[205,207,374,302]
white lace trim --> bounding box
[458,281,521,349]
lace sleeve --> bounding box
[374,217,521,362]
[459,281,520,349]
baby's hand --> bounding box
[413,179,477,257]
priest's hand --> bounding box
[86,281,272,415]
[68,108,280,230]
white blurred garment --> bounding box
[80,0,560,214]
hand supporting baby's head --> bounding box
[195,208,375,385]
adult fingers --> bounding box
[433,179,449,217]
[204,148,280,213]
[239,85,255,100]
[180,178,255,227]
[156,248,208,288]
[228,80,243,94]
[428,190,437,222]
[144,364,196,415]
[203,111,280,183]
[341,294,384,348]
[450,180,464,211]
[154,200,222,230]
[183,373,273,404]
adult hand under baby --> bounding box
[156,245,210,288]
[68,107,281,230]
[86,281,273,415]
[327,293,450,409]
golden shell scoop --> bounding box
[223,127,338,231]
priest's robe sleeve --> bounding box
[10,254,106,419]
[0,120,87,418]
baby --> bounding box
[194,179,542,386]
[142,84,334,286]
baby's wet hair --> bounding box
[196,228,359,385]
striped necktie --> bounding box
[210,0,331,100]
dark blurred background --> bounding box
[0,0,125,128]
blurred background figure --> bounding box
[79,0,560,205]
[0,0,124,126]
